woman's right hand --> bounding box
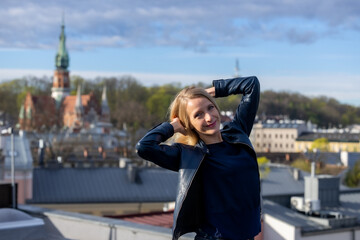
[170,117,187,135]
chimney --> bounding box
[292,168,301,181]
[311,161,316,177]
[340,151,349,167]
[127,164,140,183]
[305,174,340,208]
[38,139,45,167]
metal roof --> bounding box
[261,164,308,197]
[263,200,324,230]
[297,132,360,142]
[29,168,178,204]
[262,123,303,129]
[325,192,360,221]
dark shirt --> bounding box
[199,140,261,240]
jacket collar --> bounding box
[195,139,209,155]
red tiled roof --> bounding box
[62,95,91,114]
[108,210,174,228]
[30,95,56,114]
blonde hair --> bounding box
[168,86,220,146]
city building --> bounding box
[250,119,314,153]
[18,22,111,133]
[0,131,33,205]
[296,132,360,153]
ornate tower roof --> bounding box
[55,22,69,70]
[52,20,70,106]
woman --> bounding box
[136,76,261,240]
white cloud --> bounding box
[0,0,359,50]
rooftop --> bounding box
[1,205,194,240]
[263,190,360,235]
[297,132,360,142]
[29,167,178,204]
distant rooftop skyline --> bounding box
[0,0,359,106]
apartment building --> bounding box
[250,120,313,153]
[295,131,360,153]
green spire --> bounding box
[55,22,69,70]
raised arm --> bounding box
[212,76,260,136]
[136,122,181,172]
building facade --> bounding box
[295,132,360,153]
[19,23,110,132]
[250,120,312,153]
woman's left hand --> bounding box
[170,117,187,135]
[205,87,215,97]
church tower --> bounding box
[51,20,70,107]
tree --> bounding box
[216,94,241,113]
[1,74,360,130]
[0,77,51,125]
[305,138,330,165]
[70,75,86,95]
[257,90,360,127]
[257,156,270,179]
[146,85,179,122]
[344,160,360,187]
[310,138,330,152]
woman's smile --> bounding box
[205,120,217,128]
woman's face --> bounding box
[186,97,222,144]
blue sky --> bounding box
[1,0,360,106]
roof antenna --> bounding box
[235,58,240,77]
[61,10,65,26]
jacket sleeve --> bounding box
[136,122,181,172]
[212,76,260,136]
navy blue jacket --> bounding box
[136,76,261,240]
